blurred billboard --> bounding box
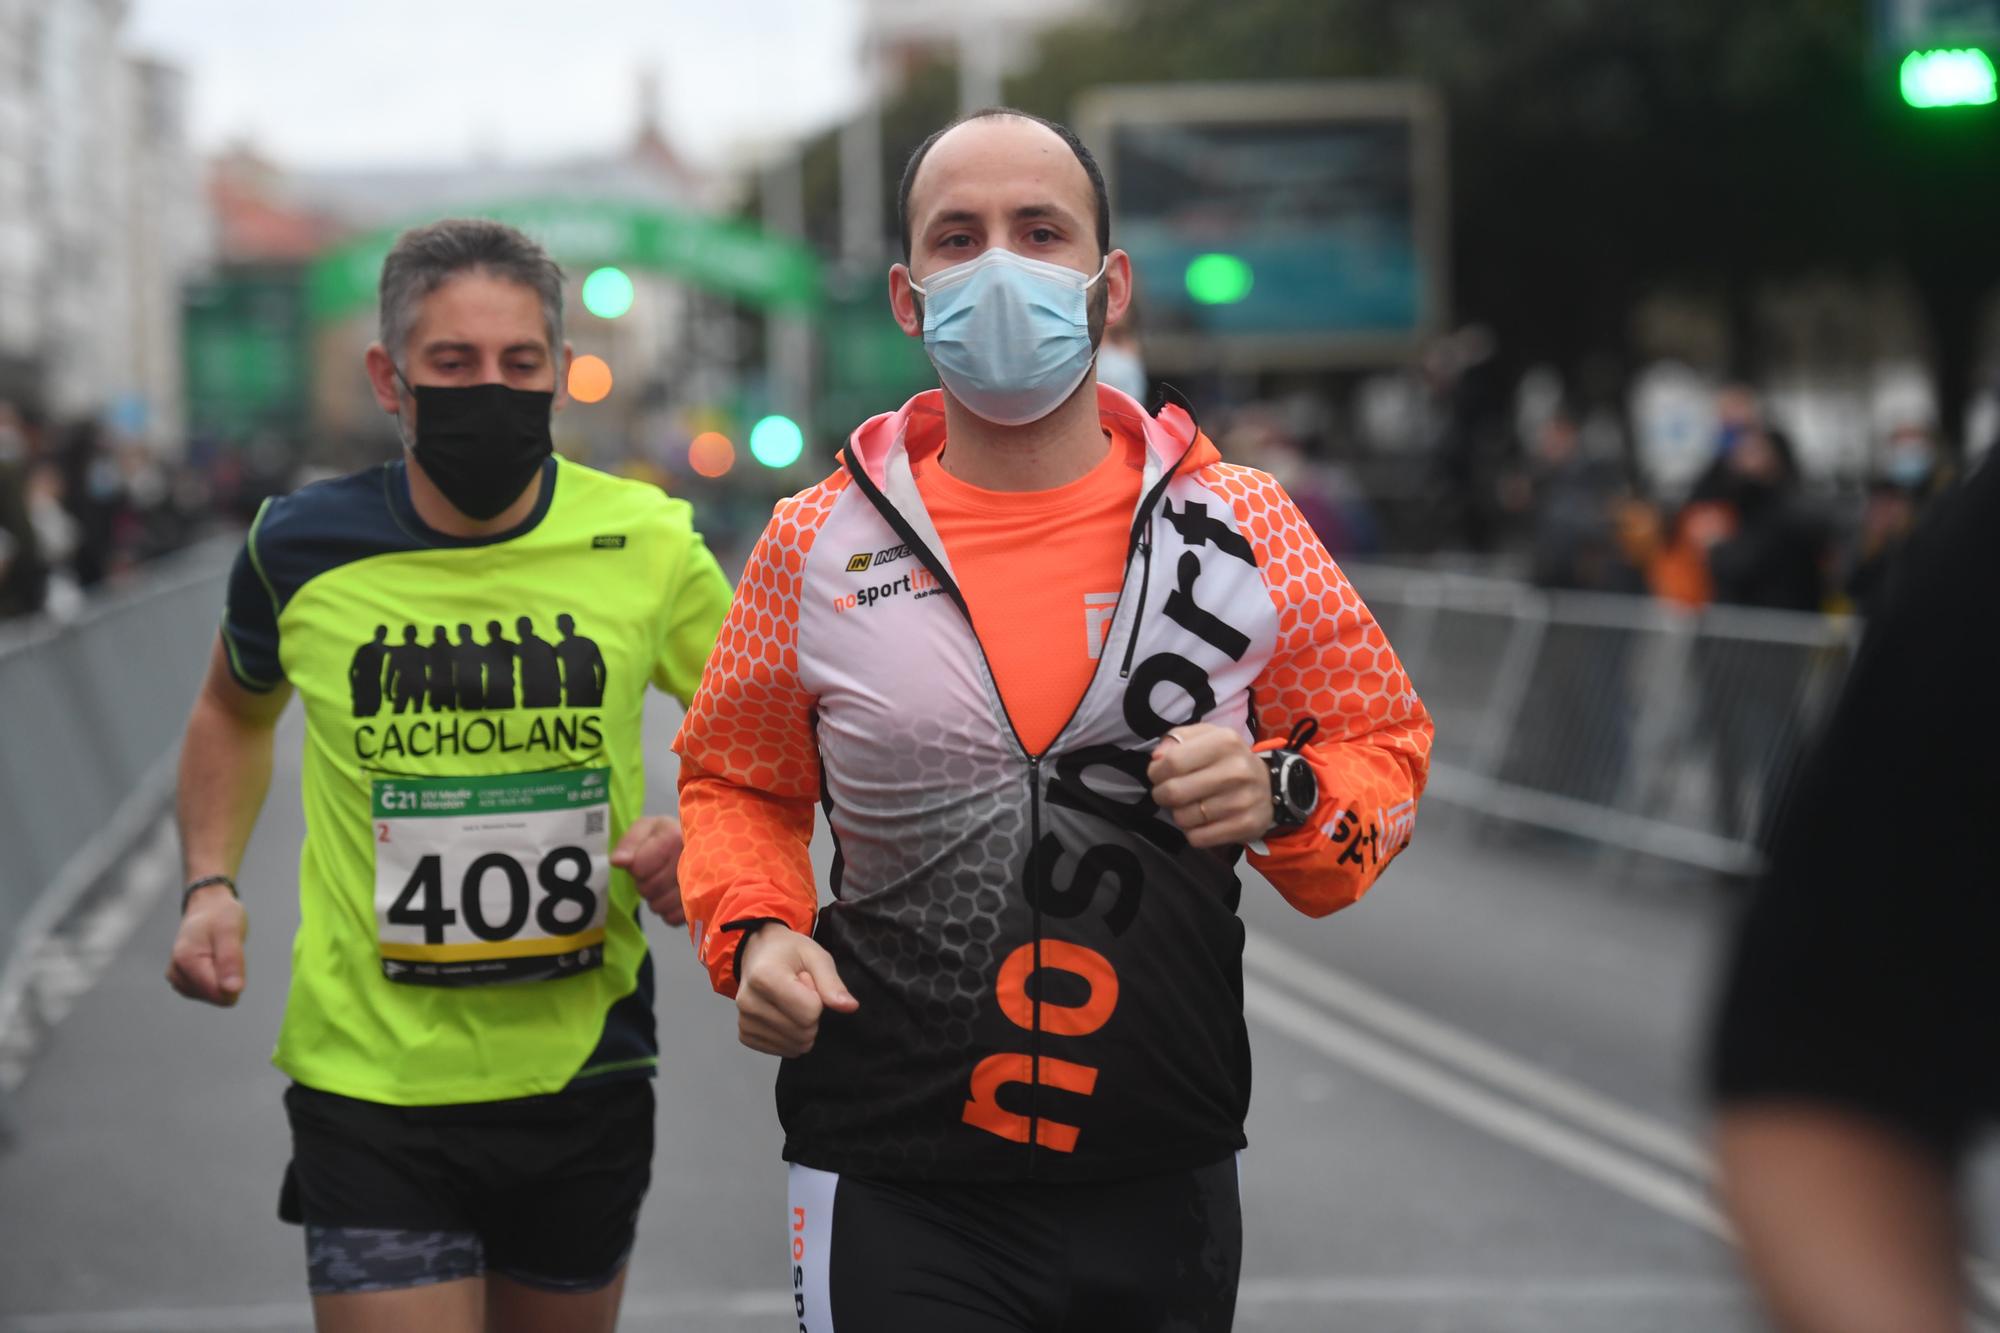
[1077,81,1449,374]
[182,266,310,440]
[1879,0,2000,44]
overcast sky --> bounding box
[126,0,870,172]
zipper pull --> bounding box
[1118,527,1153,680]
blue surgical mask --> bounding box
[910,248,1108,426]
[1885,444,1935,489]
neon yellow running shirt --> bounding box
[220,456,731,1105]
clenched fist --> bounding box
[612,814,686,926]
[735,923,859,1058]
[1147,723,1275,849]
[166,883,248,1006]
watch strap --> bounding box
[180,874,238,914]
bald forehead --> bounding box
[908,115,1096,232]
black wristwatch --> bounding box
[1261,748,1319,833]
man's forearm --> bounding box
[177,692,279,883]
[1716,1104,1966,1333]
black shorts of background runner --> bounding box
[787,1156,1241,1332]
[280,1079,652,1295]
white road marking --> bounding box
[1240,975,1734,1238]
[0,816,179,1092]
[1241,934,2000,1328]
[1237,1275,1744,1304]
[1242,928,1708,1176]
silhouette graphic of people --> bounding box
[386,625,429,715]
[554,614,606,708]
[482,620,518,710]
[349,625,389,718]
[515,616,562,708]
[452,623,487,711]
[424,626,456,712]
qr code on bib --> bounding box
[585,810,606,836]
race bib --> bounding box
[372,768,612,987]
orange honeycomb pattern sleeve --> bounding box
[1204,463,1434,917]
[674,475,848,995]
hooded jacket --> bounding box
[675,385,1433,1182]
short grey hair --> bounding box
[377,218,565,369]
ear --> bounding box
[552,341,573,413]
[888,263,923,339]
[1103,249,1134,331]
[364,343,404,417]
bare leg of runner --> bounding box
[485,1267,630,1333]
[312,1277,483,1333]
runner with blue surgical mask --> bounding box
[908,247,1109,425]
[674,108,1433,1331]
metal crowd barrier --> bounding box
[1345,564,1860,877]
[0,542,1860,1059]
[0,537,235,1054]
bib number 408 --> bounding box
[388,846,598,944]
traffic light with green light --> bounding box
[1901,48,1999,107]
[1185,253,1254,305]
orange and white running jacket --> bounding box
[676,385,1433,1183]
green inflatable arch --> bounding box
[306,198,822,323]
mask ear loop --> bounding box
[389,361,417,449]
[1083,255,1111,379]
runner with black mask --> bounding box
[165,218,732,1333]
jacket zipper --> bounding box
[1026,753,1044,1179]
[841,437,1196,1176]
[1117,523,1153,680]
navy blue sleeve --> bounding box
[219,502,284,692]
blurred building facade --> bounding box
[0,0,205,449]
[861,0,1110,109]
[204,71,733,468]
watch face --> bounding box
[1282,757,1317,814]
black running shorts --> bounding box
[785,1157,1241,1331]
[280,1078,653,1295]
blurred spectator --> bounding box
[0,402,46,620]
[1846,423,1950,617]
[1656,414,1833,846]
[1653,421,1829,613]
[1522,408,1645,593]
[0,402,276,622]
[55,421,124,590]
[24,461,83,620]
[1496,408,1648,803]
[1701,426,1830,613]
[1425,324,1514,553]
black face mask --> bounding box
[400,379,554,521]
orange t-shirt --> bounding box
[916,427,1146,756]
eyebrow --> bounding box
[1009,203,1071,223]
[925,202,1078,232]
[420,341,547,358]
